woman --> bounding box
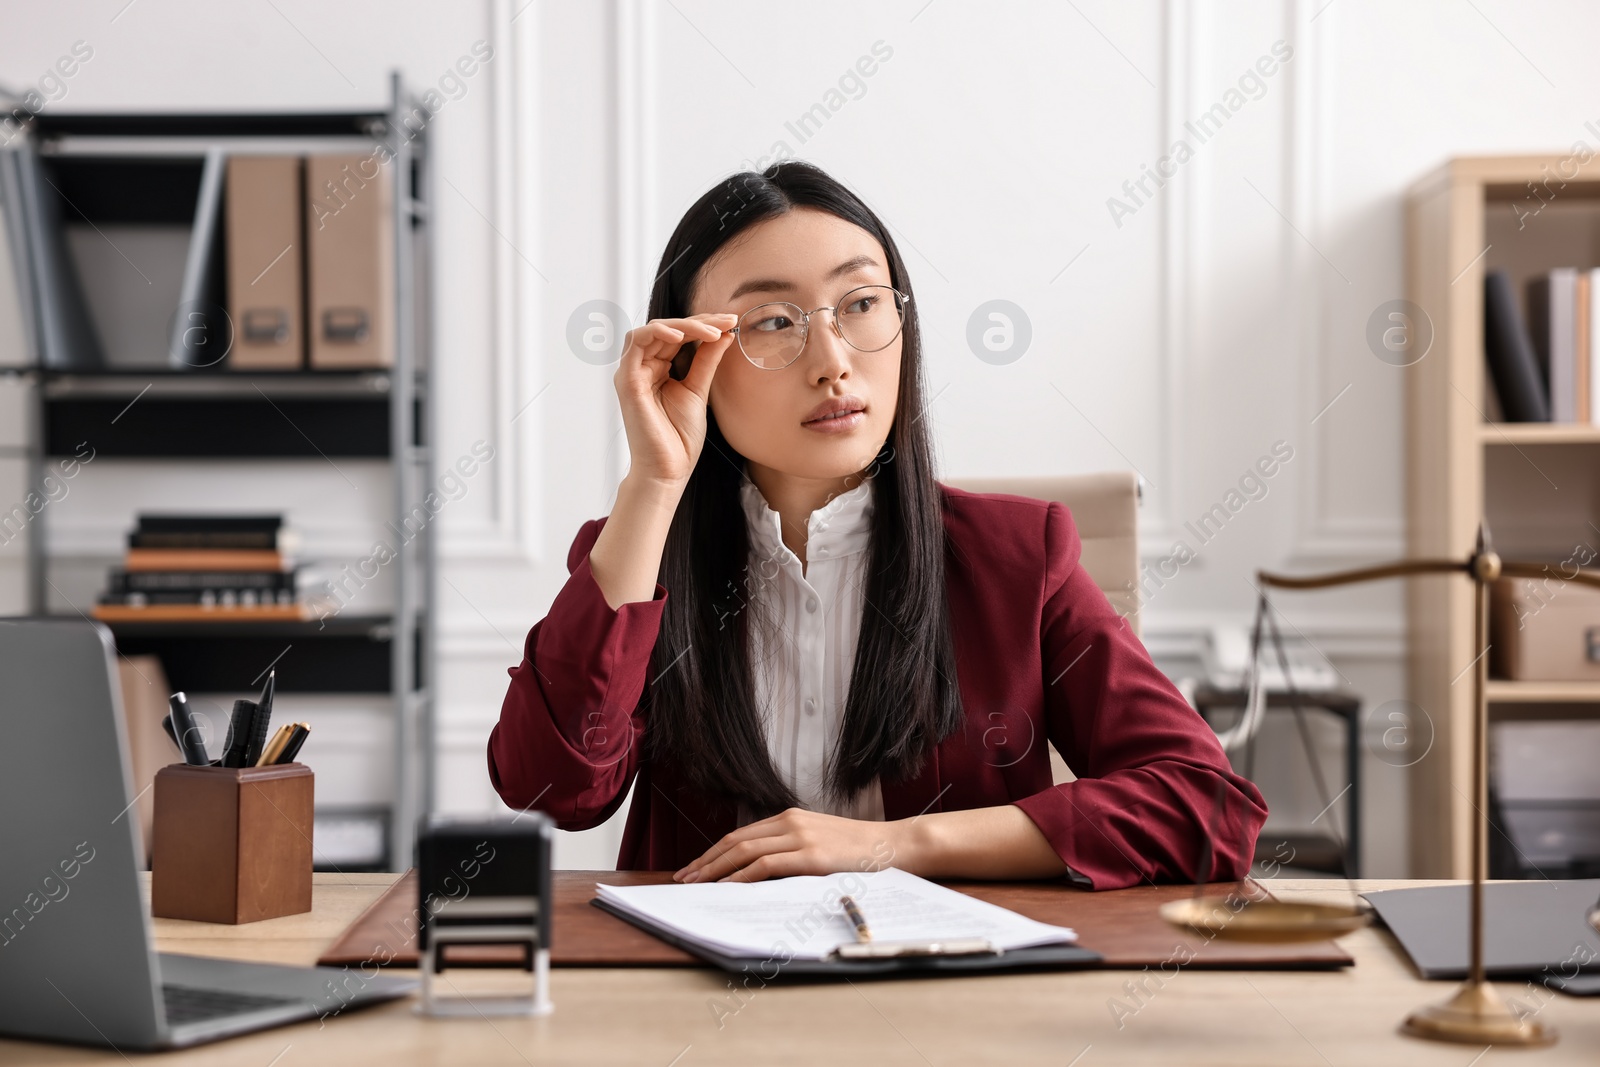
[488,161,1267,889]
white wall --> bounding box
[5,0,1596,875]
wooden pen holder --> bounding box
[151,762,313,924]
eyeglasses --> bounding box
[730,284,911,370]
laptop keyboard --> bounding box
[162,983,302,1025]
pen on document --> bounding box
[840,895,871,943]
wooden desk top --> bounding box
[4,874,1599,1066]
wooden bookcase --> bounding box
[1405,155,1600,879]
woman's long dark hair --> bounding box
[644,160,963,816]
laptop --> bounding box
[0,617,414,1049]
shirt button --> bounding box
[804,698,817,715]
[817,546,829,557]
[805,597,818,613]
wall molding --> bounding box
[445,0,545,568]
[1284,0,1405,564]
[1143,0,1195,553]
[608,0,657,495]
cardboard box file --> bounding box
[305,153,394,369]
[1491,577,1600,683]
[226,156,305,370]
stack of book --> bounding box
[1485,267,1600,423]
[93,515,309,622]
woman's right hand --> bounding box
[613,312,740,489]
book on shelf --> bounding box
[129,513,298,552]
[1514,267,1600,425]
[123,547,288,572]
[108,569,296,594]
[93,513,331,623]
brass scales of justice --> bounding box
[1157,525,1600,1047]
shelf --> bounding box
[1481,423,1600,445]
[31,111,389,139]
[97,612,400,694]
[1486,680,1600,704]
[44,392,390,457]
[91,604,314,624]
[40,368,391,383]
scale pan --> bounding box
[1159,897,1373,943]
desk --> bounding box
[5,874,1599,1066]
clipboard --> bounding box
[589,897,1103,979]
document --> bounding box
[594,867,1078,961]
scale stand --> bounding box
[1166,525,1599,1046]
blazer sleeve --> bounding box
[1012,501,1270,890]
[486,516,667,829]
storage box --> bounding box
[1497,800,1600,877]
[1492,721,1600,800]
[1490,577,1600,682]
[151,762,313,924]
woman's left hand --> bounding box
[673,808,909,883]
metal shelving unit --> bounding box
[4,74,435,870]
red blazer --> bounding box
[488,485,1268,889]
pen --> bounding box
[840,894,871,943]
[275,722,310,764]
[256,669,276,722]
[243,670,276,767]
[168,691,210,766]
[256,723,295,766]
[161,713,181,753]
[221,699,256,768]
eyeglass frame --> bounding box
[727,284,912,370]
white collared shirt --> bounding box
[735,475,886,825]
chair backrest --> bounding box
[943,472,1143,788]
[945,471,1142,635]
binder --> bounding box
[305,153,393,369]
[589,896,1103,978]
[0,152,37,368]
[225,156,304,370]
[167,148,227,369]
[1483,269,1550,422]
[13,146,103,369]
